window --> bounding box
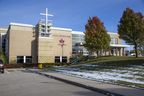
[26,56,32,63]
[111,38,115,44]
[115,38,118,44]
[62,56,67,63]
[17,56,24,63]
[72,49,76,54]
[41,25,45,28]
[17,56,32,64]
[41,33,45,36]
[42,29,45,32]
[55,56,67,63]
[55,56,60,63]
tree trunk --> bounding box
[100,49,103,56]
[100,50,102,56]
[96,51,99,58]
[134,43,138,58]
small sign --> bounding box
[59,38,65,44]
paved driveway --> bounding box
[0,69,106,96]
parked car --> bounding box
[130,53,136,56]
[0,60,4,73]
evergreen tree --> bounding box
[0,48,7,64]
[84,16,110,57]
[118,8,144,57]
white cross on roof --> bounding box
[40,8,53,33]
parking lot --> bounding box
[0,69,105,96]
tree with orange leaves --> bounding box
[84,16,110,57]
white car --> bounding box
[130,53,136,56]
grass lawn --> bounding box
[55,56,144,89]
[80,56,144,65]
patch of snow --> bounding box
[83,64,98,67]
[57,69,144,84]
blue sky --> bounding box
[0,0,143,32]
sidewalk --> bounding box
[28,69,144,96]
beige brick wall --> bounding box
[8,25,37,64]
[38,37,55,63]
[51,29,72,58]
[38,28,72,63]
[7,23,72,64]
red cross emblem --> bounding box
[59,38,64,44]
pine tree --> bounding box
[84,16,110,57]
[118,8,144,57]
[0,48,7,64]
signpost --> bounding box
[59,38,65,63]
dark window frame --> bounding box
[17,56,24,63]
[26,56,32,63]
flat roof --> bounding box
[51,27,72,31]
[0,28,7,31]
[9,22,119,35]
[108,32,118,35]
[10,22,72,31]
[72,31,84,35]
[0,28,7,33]
[110,44,130,48]
[10,22,34,27]
[72,31,118,35]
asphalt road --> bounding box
[0,69,106,96]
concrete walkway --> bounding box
[28,69,144,96]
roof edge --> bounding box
[10,22,35,27]
[51,27,72,31]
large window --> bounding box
[115,38,118,44]
[111,38,115,44]
[26,56,32,63]
[55,56,67,63]
[17,56,32,64]
[72,34,84,46]
[62,56,67,63]
[17,56,24,63]
[55,56,60,63]
[111,38,119,44]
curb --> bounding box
[28,69,124,96]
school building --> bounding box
[0,9,129,64]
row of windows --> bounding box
[55,56,67,63]
[72,34,120,45]
[17,56,68,63]
[72,34,84,37]
[111,38,119,44]
[39,25,51,29]
[39,33,50,37]
[72,37,119,44]
[72,38,84,41]
[1,35,6,54]
[72,37,84,40]
[41,25,50,28]
[40,29,51,32]
[17,56,32,63]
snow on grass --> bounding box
[57,70,144,84]
[56,65,144,86]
